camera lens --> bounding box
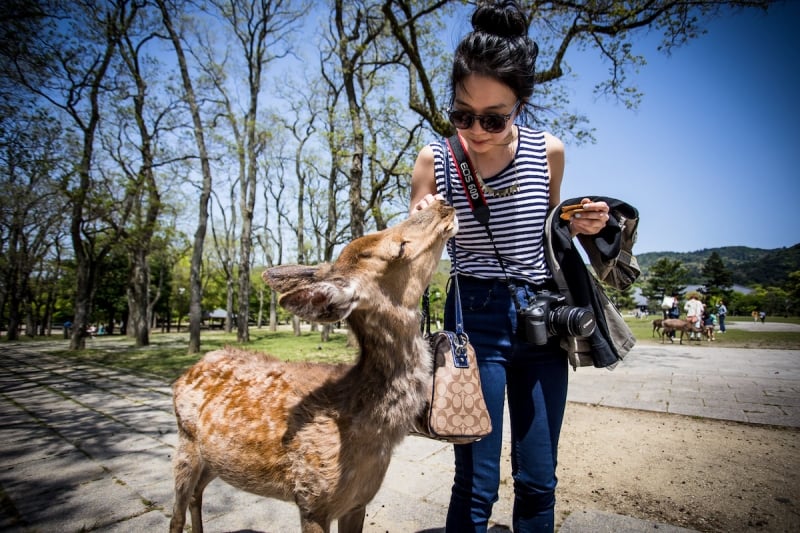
[548,306,596,338]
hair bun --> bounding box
[471,0,528,38]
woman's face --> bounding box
[451,74,519,153]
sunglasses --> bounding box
[447,101,521,133]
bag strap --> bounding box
[442,143,466,339]
[422,142,466,339]
[445,134,521,312]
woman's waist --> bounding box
[455,274,556,294]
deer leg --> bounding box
[169,434,204,533]
[338,505,366,533]
[188,465,216,533]
[299,509,331,533]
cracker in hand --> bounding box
[559,203,586,220]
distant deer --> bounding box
[169,201,457,533]
[660,318,702,345]
[652,318,663,337]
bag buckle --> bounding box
[452,332,470,368]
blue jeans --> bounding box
[444,277,568,533]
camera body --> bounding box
[520,290,596,345]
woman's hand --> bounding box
[410,193,445,214]
[569,198,610,236]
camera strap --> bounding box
[445,134,521,312]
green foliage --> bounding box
[732,244,800,287]
[602,281,636,309]
[48,330,357,381]
[701,251,733,301]
[33,318,800,381]
[635,244,800,316]
[641,257,689,305]
[636,244,799,287]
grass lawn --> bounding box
[4,315,799,380]
[20,328,359,381]
[625,315,800,350]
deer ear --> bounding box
[278,280,358,323]
[263,265,358,323]
[263,264,320,293]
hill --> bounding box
[636,243,800,287]
[432,244,799,289]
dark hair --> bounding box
[451,1,538,109]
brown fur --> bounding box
[169,202,457,533]
[652,318,663,337]
[660,318,703,345]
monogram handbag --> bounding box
[412,280,492,444]
[410,141,492,444]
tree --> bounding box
[0,112,67,339]
[385,0,772,140]
[701,251,733,303]
[4,1,141,349]
[108,2,185,347]
[157,0,215,354]
[205,0,306,343]
[642,257,689,310]
[603,283,636,311]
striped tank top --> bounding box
[432,126,553,285]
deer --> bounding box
[660,318,703,345]
[651,318,663,337]
[168,200,457,533]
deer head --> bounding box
[263,201,457,323]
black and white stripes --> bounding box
[433,127,552,285]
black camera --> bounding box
[520,291,596,345]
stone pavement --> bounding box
[0,333,798,532]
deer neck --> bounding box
[345,306,431,429]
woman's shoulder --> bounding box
[518,127,561,148]
[517,127,564,161]
[543,131,564,156]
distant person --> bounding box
[667,294,680,339]
[63,320,72,339]
[717,300,727,333]
[702,309,716,341]
[759,311,766,323]
[684,294,703,339]
[752,310,758,322]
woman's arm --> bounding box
[546,132,610,237]
[409,144,443,214]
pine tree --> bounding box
[642,257,689,307]
[702,252,733,301]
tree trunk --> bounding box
[269,288,277,332]
[158,0,213,355]
[127,249,150,347]
[226,280,235,333]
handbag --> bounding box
[412,280,492,444]
[410,141,492,445]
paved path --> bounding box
[0,339,798,532]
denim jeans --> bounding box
[444,276,568,533]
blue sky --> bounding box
[559,1,799,254]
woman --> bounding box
[409,1,609,531]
